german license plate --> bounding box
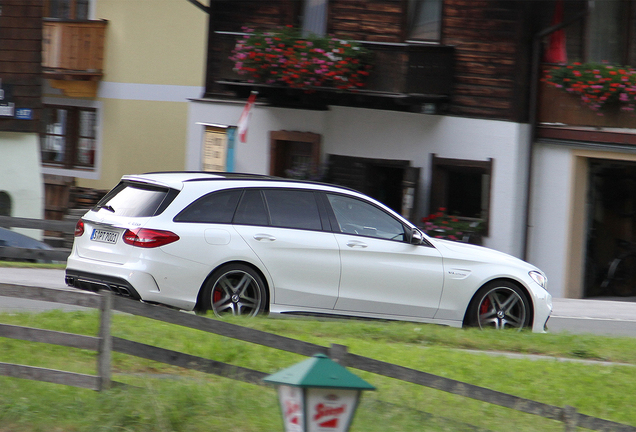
[90,229,118,244]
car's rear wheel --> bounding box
[199,264,267,317]
[467,281,530,330]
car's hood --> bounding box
[428,237,538,272]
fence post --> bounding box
[329,343,349,366]
[97,290,112,391]
[562,405,578,432]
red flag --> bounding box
[544,0,567,63]
[237,91,257,143]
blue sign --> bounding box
[15,108,32,120]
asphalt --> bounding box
[1,267,636,336]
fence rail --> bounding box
[0,283,634,432]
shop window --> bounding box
[45,0,89,20]
[41,105,97,169]
[407,0,443,42]
[269,131,321,180]
[429,155,492,235]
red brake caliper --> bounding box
[480,297,491,316]
[213,289,222,304]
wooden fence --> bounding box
[0,216,75,262]
[0,283,634,432]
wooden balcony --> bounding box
[209,32,454,112]
[42,19,107,81]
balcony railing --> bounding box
[209,32,454,112]
[42,19,107,80]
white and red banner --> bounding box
[237,91,258,143]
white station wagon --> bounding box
[65,172,552,332]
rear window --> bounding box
[93,181,178,217]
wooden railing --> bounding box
[209,32,454,110]
[0,284,634,431]
[42,19,107,79]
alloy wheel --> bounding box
[476,286,527,330]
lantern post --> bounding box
[263,354,375,432]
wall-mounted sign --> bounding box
[15,108,32,120]
[202,125,236,172]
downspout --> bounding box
[522,10,587,261]
[186,0,210,14]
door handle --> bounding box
[346,240,368,248]
[253,233,276,242]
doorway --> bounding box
[584,159,636,297]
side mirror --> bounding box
[409,228,424,245]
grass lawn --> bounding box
[0,310,635,432]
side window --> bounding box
[327,194,406,241]
[264,190,322,230]
[174,189,242,223]
[233,189,269,226]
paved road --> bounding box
[1,268,636,336]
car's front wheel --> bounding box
[467,281,531,330]
[199,264,267,317]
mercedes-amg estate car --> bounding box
[65,172,551,331]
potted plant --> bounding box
[420,208,484,245]
[543,62,636,114]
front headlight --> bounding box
[529,270,547,289]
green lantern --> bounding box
[263,354,375,432]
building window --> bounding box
[302,0,328,36]
[553,0,636,66]
[407,0,443,42]
[45,0,89,20]
[429,155,493,235]
[269,131,321,180]
[586,0,634,65]
[41,105,96,169]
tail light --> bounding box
[74,219,85,237]
[123,228,179,248]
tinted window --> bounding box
[264,190,322,230]
[327,194,406,241]
[93,182,177,217]
[174,189,242,223]
[233,189,269,226]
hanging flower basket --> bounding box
[230,26,372,91]
[543,63,636,114]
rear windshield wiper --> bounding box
[97,204,116,213]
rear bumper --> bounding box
[65,269,141,300]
